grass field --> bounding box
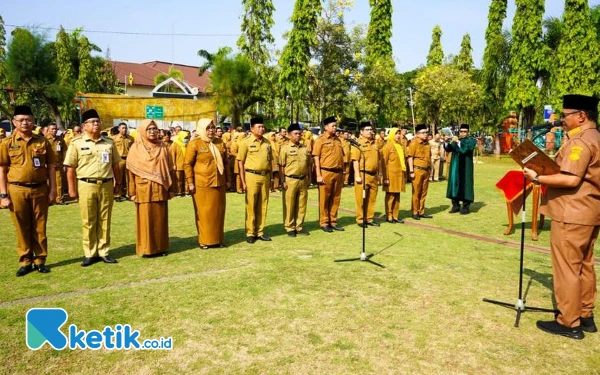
[1,155,598,375]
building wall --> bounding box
[125,86,154,97]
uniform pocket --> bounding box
[8,149,24,165]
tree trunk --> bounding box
[44,97,64,129]
[232,104,241,128]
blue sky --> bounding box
[2,0,597,72]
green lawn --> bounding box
[1,155,598,374]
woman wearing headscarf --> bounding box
[126,120,177,256]
[170,130,190,196]
[230,132,246,194]
[184,118,229,248]
[381,128,407,223]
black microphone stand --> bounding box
[335,140,385,268]
[483,133,558,327]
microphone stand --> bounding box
[335,140,385,268]
[483,133,558,327]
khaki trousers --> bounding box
[385,192,401,220]
[282,177,308,232]
[411,169,430,215]
[54,169,65,203]
[8,184,49,266]
[245,172,270,237]
[551,221,598,328]
[317,170,343,227]
[343,162,351,185]
[430,158,440,181]
[78,180,114,257]
[116,159,128,197]
[354,173,378,224]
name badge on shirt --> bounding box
[56,144,61,151]
[102,152,109,163]
[33,157,41,167]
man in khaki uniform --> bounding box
[524,94,600,339]
[0,105,57,276]
[312,116,345,232]
[279,123,311,237]
[351,122,381,227]
[429,133,442,182]
[64,109,121,266]
[340,129,352,185]
[238,117,273,243]
[407,124,432,220]
[111,122,134,201]
[45,123,68,204]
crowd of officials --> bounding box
[1,93,598,341]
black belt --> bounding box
[79,178,113,184]
[121,156,127,160]
[321,167,342,173]
[360,170,377,176]
[9,182,44,187]
[285,174,305,180]
[245,169,270,176]
[414,165,430,171]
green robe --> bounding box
[444,137,477,202]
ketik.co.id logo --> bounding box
[26,308,172,350]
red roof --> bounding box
[111,60,210,92]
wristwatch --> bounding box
[0,193,8,199]
[533,175,540,185]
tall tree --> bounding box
[426,26,444,66]
[365,0,393,69]
[278,0,322,121]
[197,47,233,76]
[76,36,95,93]
[455,34,474,72]
[553,0,600,104]
[504,0,546,128]
[237,0,275,67]
[55,27,75,86]
[0,16,10,118]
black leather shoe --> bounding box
[367,221,380,227]
[35,264,50,273]
[460,206,470,215]
[581,316,598,333]
[258,235,272,241]
[100,256,118,264]
[287,231,297,237]
[420,214,433,219]
[81,257,98,267]
[449,206,460,213]
[16,265,33,277]
[536,320,584,340]
[394,218,405,224]
[330,225,345,231]
[321,226,333,233]
[386,219,395,224]
[246,236,257,243]
[296,229,310,236]
[357,223,368,228]
[412,214,420,220]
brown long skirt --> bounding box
[192,186,226,246]
[136,201,169,256]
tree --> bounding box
[365,0,393,69]
[553,0,600,104]
[504,0,547,128]
[237,0,275,67]
[426,26,444,66]
[279,0,322,121]
[591,5,600,43]
[455,34,474,72]
[76,36,95,93]
[153,65,184,93]
[197,47,233,76]
[0,16,10,118]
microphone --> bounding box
[347,137,361,148]
[531,120,562,132]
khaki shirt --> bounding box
[340,139,352,163]
[350,138,380,173]
[47,135,68,166]
[407,139,431,168]
[111,134,135,157]
[279,142,310,177]
[184,138,228,188]
[63,134,120,179]
[237,134,273,171]
[429,139,442,160]
[0,133,57,183]
[541,124,600,225]
[312,133,344,169]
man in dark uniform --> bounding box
[312,116,345,232]
[406,124,432,220]
[444,124,477,214]
[237,117,273,243]
[0,105,57,276]
[45,122,68,205]
[351,121,381,227]
[524,94,600,340]
[111,122,134,201]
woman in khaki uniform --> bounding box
[126,120,177,257]
[170,130,189,196]
[185,118,229,248]
[382,128,407,223]
[230,132,245,193]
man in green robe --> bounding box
[443,124,477,214]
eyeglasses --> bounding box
[206,126,216,130]
[560,111,581,118]
[417,131,428,134]
[85,119,102,124]
[146,127,159,132]
[14,118,33,123]
[459,130,469,133]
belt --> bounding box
[9,182,44,187]
[321,167,342,173]
[79,178,113,184]
[245,169,270,176]
[121,156,127,160]
[285,174,305,180]
[414,165,430,171]
[360,170,377,176]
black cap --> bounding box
[359,121,372,130]
[415,124,427,132]
[14,105,33,117]
[562,94,599,111]
[459,124,470,130]
[250,117,264,126]
[287,123,301,132]
[323,116,337,126]
[81,109,100,123]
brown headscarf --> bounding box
[197,118,224,175]
[126,120,173,189]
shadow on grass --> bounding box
[524,268,554,291]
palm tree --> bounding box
[197,46,232,76]
[153,66,184,93]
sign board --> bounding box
[543,105,552,122]
[145,105,164,119]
